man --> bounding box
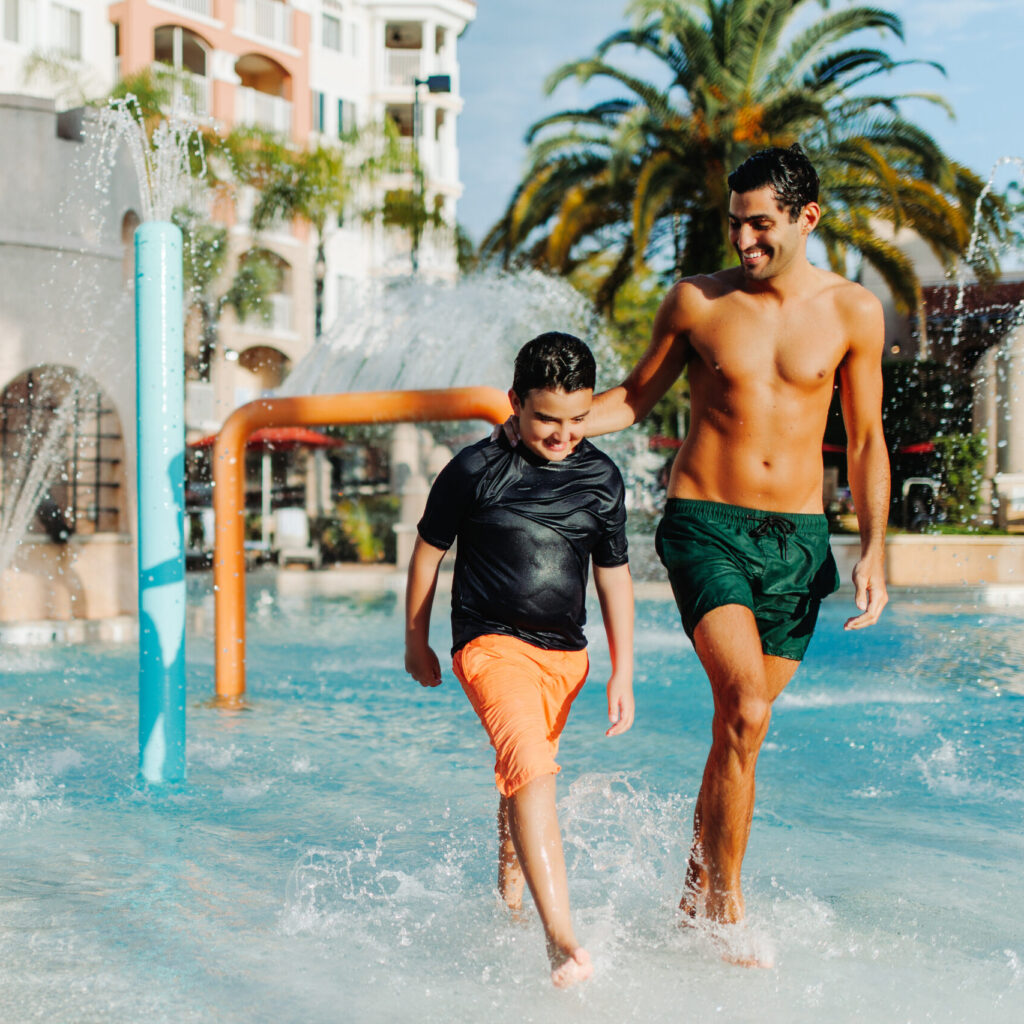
[583,144,890,936]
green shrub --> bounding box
[933,432,988,525]
[316,496,400,563]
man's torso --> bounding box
[668,266,860,513]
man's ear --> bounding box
[801,201,821,234]
[508,388,522,417]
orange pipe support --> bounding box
[211,387,512,702]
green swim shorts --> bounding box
[655,498,841,661]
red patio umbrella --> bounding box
[189,426,344,452]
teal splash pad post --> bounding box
[135,221,186,783]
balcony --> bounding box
[164,0,213,18]
[235,0,292,50]
[235,86,292,134]
[385,49,423,88]
[170,72,213,119]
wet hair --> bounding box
[512,332,596,400]
[727,144,819,222]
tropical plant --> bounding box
[933,431,988,525]
[480,0,1008,316]
[173,207,278,381]
[244,120,410,334]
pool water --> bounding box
[2,573,1022,1022]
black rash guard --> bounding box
[418,434,628,655]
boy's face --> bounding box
[508,386,593,462]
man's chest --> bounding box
[691,305,847,391]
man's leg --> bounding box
[497,794,525,913]
[681,604,799,924]
[506,773,593,987]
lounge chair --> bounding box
[274,507,322,569]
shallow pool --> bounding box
[2,573,1022,1022]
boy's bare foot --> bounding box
[550,947,593,988]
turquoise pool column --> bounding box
[135,221,186,783]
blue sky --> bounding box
[456,0,1024,243]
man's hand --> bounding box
[844,555,888,630]
[605,672,635,737]
[405,641,442,687]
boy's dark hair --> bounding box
[727,144,819,222]
[512,332,596,400]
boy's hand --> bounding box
[605,673,635,737]
[405,642,442,687]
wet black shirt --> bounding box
[418,434,628,654]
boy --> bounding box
[404,332,635,988]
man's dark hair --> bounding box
[512,332,596,399]
[727,144,819,221]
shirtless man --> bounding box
[583,144,890,936]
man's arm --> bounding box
[404,535,446,686]
[593,562,635,736]
[586,282,693,437]
[838,288,890,630]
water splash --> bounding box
[280,269,622,396]
[91,99,206,224]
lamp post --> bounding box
[411,73,451,275]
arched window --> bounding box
[0,367,127,540]
[154,25,211,116]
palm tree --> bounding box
[481,0,1007,315]
[243,120,410,335]
[173,207,279,382]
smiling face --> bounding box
[728,185,819,282]
[508,386,593,462]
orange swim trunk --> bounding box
[452,634,589,798]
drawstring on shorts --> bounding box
[748,514,797,558]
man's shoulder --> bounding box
[668,270,740,305]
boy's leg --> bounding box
[506,773,592,988]
[497,795,525,913]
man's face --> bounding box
[728,186,817,281]
[508,386,592,462]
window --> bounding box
[4,0,19,43]
[312,90,325,133]
[322,13,341,51]
[338,98,356,136]
[349,21,359,57]
[50,3,82,60]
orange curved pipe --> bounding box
[211,387,512,702]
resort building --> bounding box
[0,0,475,626]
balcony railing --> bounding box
[382,50,458,93]
[235,86,292,135]
[235,0,292,49]
[164,0,212,18]
[170,72,213,119]
[385,49,423,87]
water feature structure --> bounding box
[209,386,511,702]
[97,103,206,784]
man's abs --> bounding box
[667,432,827,514]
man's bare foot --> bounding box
[550,947,593,988]
[709,922,775,969]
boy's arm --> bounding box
[404,535,447,687]
[593,562,635,736]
